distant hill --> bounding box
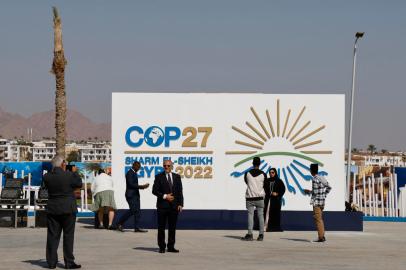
[0,107,110,141]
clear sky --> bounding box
[0,1,405,150]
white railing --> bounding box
[351,172,406,217]
[0,169,92,212]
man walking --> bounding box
[152,160,183,253]
[241,157,266,241]
[43,156,82,269]
[304,163,332,243]
[116,161,149,232]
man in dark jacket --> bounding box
[152,159,183,253]
[43,156,82,269]
[116,161,149,232]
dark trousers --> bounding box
[117,197,141,229]
[157,208,178,249]
[46,213,76,267]
[264,196,282,231]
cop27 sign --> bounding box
[112,93,345,211]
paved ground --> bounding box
[0,221,405,270]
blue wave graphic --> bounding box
[260,162,268,173]
[282,168,296,194]
[292,160,328,176]
[290,163,312,181]
[286,166,305,195]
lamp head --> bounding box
[355,32,364,38]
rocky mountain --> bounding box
[0,107,110,141]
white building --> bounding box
[4,139,112,163]
[32,140,56,161]
[78,142,111,163]
[0,139,30,162]
[0,139,8,161]
[364,154,405,167]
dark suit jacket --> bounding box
[43,167,83,215]
[125,168,142,199]
[152,172,183,209]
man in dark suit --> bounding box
[152,159,183,253]
[116,161,149,232]
[43,156,83,269]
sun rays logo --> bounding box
[225,99,332,196]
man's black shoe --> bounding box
[108,225,115,230]
[116,224,124,232]
[159,249,165,253]
[134,228,148,233]
[257,234,264,241]
[65,262,81,269]
[48,265,56,269]
[312,237,326,243]
[241,234,254,241]
[167,248,179,253]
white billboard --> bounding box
[112,93,345,211]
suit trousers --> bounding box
[157,208,178,249]
[313,206,325,239]
[117,197,141,229]
[46,213,76,266]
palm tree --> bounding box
[367,144,376,155]
[66,150,80,163]
[51,7,67,158]
[85,163,102,174]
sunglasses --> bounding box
[270,172,275,174]
[163,165,171,168]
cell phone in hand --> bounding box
[66,164,75,172]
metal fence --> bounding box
[0,170,93,216]
[351,173,406,217]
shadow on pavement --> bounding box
[81,225,97,229]
[280,238,311,242]
[223,235,243,240]
[133,247,160,253]
[22,259,64,269]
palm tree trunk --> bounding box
[51,7,67,158]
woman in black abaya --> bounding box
[264,168,286,232]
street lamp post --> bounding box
[346,32,364,203]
